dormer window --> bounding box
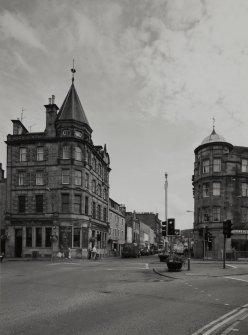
[62,146,70,159]
[20,147,27,162]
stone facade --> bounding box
[0,164,7,254]
[193,129,248,258]
[135,212,161,247]
[108,198,126,255]
[4,80,110,258]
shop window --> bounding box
[37,147,44,161]
[213,158,221,172]
[73,228,80,247]
[241,159,248,173]
[18,195,26,213]
[213,182,221,196]
[45,227,52,247]
[61,194,69,212]
[20,147,27,162]
[62,169,70,184]
[26,227,32,247]
[74,170,82,186]
[241,207,248,224]
[36,227,42,247]
[36,195,43,213]
[74,195,81,214]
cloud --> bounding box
[13,52,33,74]
[0,10,45,50]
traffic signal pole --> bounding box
[223,235,226,269]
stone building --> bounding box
[125,212,140,244]
[135,212,161,248]
[0,163,7,254]
[193,128,248,259]
[4,75,110,258]
[108,198,126,255]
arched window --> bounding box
[74,146,82,161]
[103,188,107,200]
[97,184,101,197]
[98,164,102,176]
[92,180,96,193]
[93,157,96,171]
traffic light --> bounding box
[205,226,209,241]
[223,220,233,238]
[161,221,167,236]
[168,218,175,235]
[208,232,213,243]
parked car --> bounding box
[122,243,140,258]
[140,247,149,256]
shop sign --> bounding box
[232,230,248,235]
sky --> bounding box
[0,0,248,230]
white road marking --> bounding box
[226,264,237,269]
[191,305,248,335]
[224,276,248,283]
[221,321,240,335]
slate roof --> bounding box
[57,83,91,129]
[201,128,226,145]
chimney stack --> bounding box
[44,95,59,137]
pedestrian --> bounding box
[92,245,97,260]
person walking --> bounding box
[92,245,97,260]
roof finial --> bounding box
[212,116,215,131]
[71,59,76,83]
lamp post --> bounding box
[186,210,194,271]
[165,173,168,252]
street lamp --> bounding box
[185,210,194,271]
[164,173,168,251]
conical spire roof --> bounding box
[57,83,91,129]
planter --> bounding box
[158,254,169,262]
[166,260,183,271]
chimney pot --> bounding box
[49,97,52,104]
[52,95,55,104]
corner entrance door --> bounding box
[15,229,23,257]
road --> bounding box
[0,256,248,335]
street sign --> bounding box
[174,229,180,236]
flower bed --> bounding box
[166,254,185,272]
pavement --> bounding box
[153,258,248,278]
